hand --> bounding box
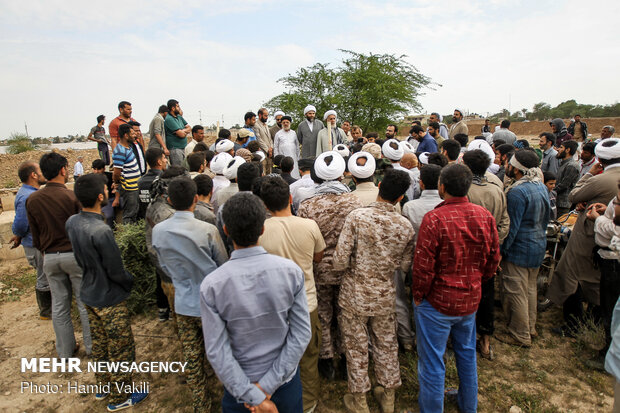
[268,148,273,157]
[112,197,120,208]
[586,206,600,221]
[163,148,170,156]
[591,202,607,215]
[245,399,278,413]
[9,235,21,249]
[589,162,604,175]
[414,298,422,306]
[575,201,587,212]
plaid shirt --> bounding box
[412,197,500,316]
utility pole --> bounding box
[199,111,203,125]
[24,121,29,138]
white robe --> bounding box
[274,129,301,179]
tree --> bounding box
[264,50,434,132]
[6,132,37,154]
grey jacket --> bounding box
[297,119,324,158]
[555,157,580,209]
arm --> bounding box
[568,170,600,204]
[497,192,511,242]
[399,227,415,273]
[332,214,356,271]
[482,218,501,282]
[209,229,229,266]
[96,228,133,287]
[547,156,559,176]
[411,214,439,303]
[313,250,324,263]
[25,198,40,250]
[273,133,281,156]
[555,164,580,195]
[500,189,525,255]
[257,271,311,395]
[12,194,30,239]
[315,131,323,157]
[296,125,304,145]
[256,127,270,153]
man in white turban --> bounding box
[334,144,350,158]
[298,104,325,158]
[212,156,246,213]
[349,152,378,206]
[383,139,419,200]
[316,110,347,156]
[449,108,469,139]
[210,152,232,197]
[270,110,285,140]
[273,115,301,179]
[215,138,235,155]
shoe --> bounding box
[303,401,318,413]
[318,358,335,380]
[158,308,170,322]
[373,386,395,413]
[400,341,414,353]
[107,391,149,411]
[337,355,348,381]
[537,298,553,313]
[72,343,80,357]
[480,343,495,361]
[36,290,52,319]
[551,324,576,339]
[96,392,109,401]
[495,333,531,348]
[445,388,458,404]
[343,392,369,413]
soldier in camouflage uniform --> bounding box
[297,152,363,379]
[333,169,415,413]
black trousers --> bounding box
[476,276,495,336]
[599,256,620,349]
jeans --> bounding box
[43,252,92,358]
[119,188,139,224]
[414,300,477,413]
[23,246,49,291]
[221,368,303,413]
[169,148,185,166]
[98,142,110,165]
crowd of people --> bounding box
[10,99,620,413]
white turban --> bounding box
[418,152,430,165]
[304,105,316,115]
[215,139,234,153]
[323,110,337,121]
[454,108,464,116]
[467,139,495,164]
[223,156,246,180]
[348,151,376,179]
[334,144,350,158]
[382,139,404,161]
[400,141,416,154]
[210,152,233,174]
[314,151,345,181]
[254,150,266,162]
[273,110,285,118]
[595,138,620,160]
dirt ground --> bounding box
[0,259,615,413]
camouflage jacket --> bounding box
[297,192,363,285]
[333,201,415,315]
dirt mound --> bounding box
[466,117,620,138]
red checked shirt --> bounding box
[412,196,501,316]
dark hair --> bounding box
[91,159,106,170]
[96,114,105,123]
[237,162,261,191]
[582,142,596,154]
[251,175,266,197]
[420,164,442,190]
[168,176,196,210]
[203,150,215,163]
[375,138,385,148]
[500,119,511,129]
[516,139,530,148]
[428,153,449,168]
[454,133,469,148]
[440,164,472,197]
[192,125,204,134]
[351,143,363,154]
[497,143,515,156]
[161,165,187,179]
[463,149,491,176]
[247,140,260,153]
[366,132,378,140]
[514,149,540,169]
[259,175,290,212]
[145,148,164,168]
[493,139,506,147]
[118,101,131,110]
[218,128,231,139]
[167,99,179,111]
[574,114,581,117]
[543,171,557,183]
[187,152,206,172]
[18,161,37,183]
[128,120,141,128]
[272,154,284,167]
[257,108,267,116]
[428,121,440,131]
[411,120,422,126]
[411,125,425,135]
[118,123,132,140]
[539,132,556,146]
[387,124,398,133]
[441,139,461,161]
[193,142,209,152]
[561,140,578,156]
[244,112,257,122]
[379,169,410,202]
[74,174,107,208]
[222,193,266,247]
[193,174,213,197]
[280,156,294,173]
[39,152,68,180]
[158,105,168,114]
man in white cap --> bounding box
[273,115,301,179]
[548,138,620,339]
[383,139,419,201]
[349,152,378,206]
[216,138,235,156]
[270,110,285,139]
[210,152,232,197]
[316,110,347,156]
[449,108,469,139]
[212,156,246,214]
[255,108,274,174]
[298,105,324,158]
[297,152,363,382]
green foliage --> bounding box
[115,220,156,315]
[264,50,435,132]
[6,132,37,154]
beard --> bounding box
[100,196,109,208]
[506,165,516,179]
[452,116,459,123]
[305,115,315,122]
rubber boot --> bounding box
[318,358,335,380]
[343,392,369,413]
[36,290,52,320]
[373,386,395,413]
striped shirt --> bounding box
[113,144,140,191]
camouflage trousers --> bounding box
[339,309,401,394]
[86,301,135,404]
[176,314,211,413]
[317,283,343,359]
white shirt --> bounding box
[594,199,620,260]
[185,139,198,157]
[402,190,442,243]
[306,119,314,133]
[291,174,317,211]
[73,161,84,176]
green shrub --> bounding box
[6,132,37,154]
[115,220,156,315]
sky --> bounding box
[0,0,618,138]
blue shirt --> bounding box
[242,126,257,148]
[12,184,37,248]
[501,182,551,268]
[200,246,311,406]
[152,211,228,317]
[416,135,438,154]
